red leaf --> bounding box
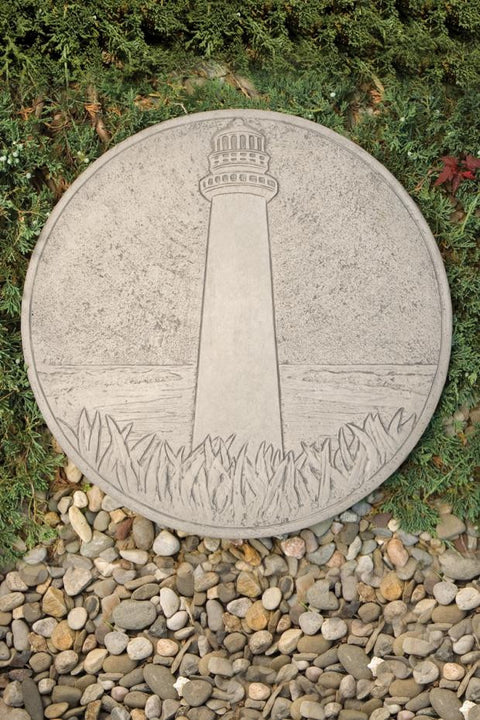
[434,166,456,186]
[452,174,463,194]
[464,154,480,171]
[441,156,459,168]
[461,170,475,180]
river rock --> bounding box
[51,620,75,650]
[105,631,129,655]
[4,681,23,707]
[113,600,157,629]
[433,581,458,605]
[429,688,463,720]
[42,586,67,617]
[63,566,92,596]
[127,637,153,660]
[245,600,269,630]
[18,564,48,587]
[456,586,480,610]
[278,628,302,653]
[132,516,154,549]
[237,571,262,598]
[54,649,78,674]
[84,648,108,673]
[22,678,44,720]
[182,679,212,707]
[439,550,480,580]
[160,587,180,618]
[436,514,466,539]
[0,593,25,612]
[300,700,325,719]
[249,630,273,654]
[299,611,324,635]
[337,645,372,680]
[379,572,403,600]
[68,505,92,542]
[67,606,88,630]
[322,617,347,641]
[413,660,439,684]
[262,587,282,610]
[402,637,435,656]
[80,530,114,557]
[144,664,178,700]
[153,530,180,556]
[386,538,409,567]
[11,620,29,651]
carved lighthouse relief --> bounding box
[193,120,283,453]
[23,110,451,536]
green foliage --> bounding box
[1,0,480,92]
[0,0,479,559]
[383,417,480,534]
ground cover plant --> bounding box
[0,0,479,561]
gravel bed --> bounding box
[1,474,480,720]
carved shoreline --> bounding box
[59,408,416,526]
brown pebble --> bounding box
[51,621,75,651]
[380,572,403,601]
[387,539,409,567]
[245,601,269,631]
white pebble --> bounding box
[167,610,188,631]
[262,587,282,610]
[65,459,82,483]
[83,648,108,673]
[456,587,480,610]
[160,587,180,618]
[299,611,323,636]
[127,637,153,660]
[156,639,178,657]
[248,682,271,700]
[104,631,129,655]
[73,490,88,508]
[38,678,56,694]
[67,607,87,630]
[119,549,149,565]
[321,617,347,640]
[68,506,92,543]
[433,581,458,605]
[367,656,384,677]
[153,529,180,556]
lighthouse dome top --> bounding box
[211,118,266,152]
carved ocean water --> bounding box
[37,363,436,454]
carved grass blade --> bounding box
[337,425,356,473]
[57,418,80,454]
[105,415,139,494]
[131,433,159,465]
[388,408,404,435]
[347,421,381,471]
[348,443,369,489]
[364,413,396,462]
[77,408,92,458]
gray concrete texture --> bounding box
[22,110,451,537]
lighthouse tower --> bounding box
[193,119,283,453]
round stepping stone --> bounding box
[22,110,451,537]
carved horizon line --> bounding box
[36,362,440,368]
